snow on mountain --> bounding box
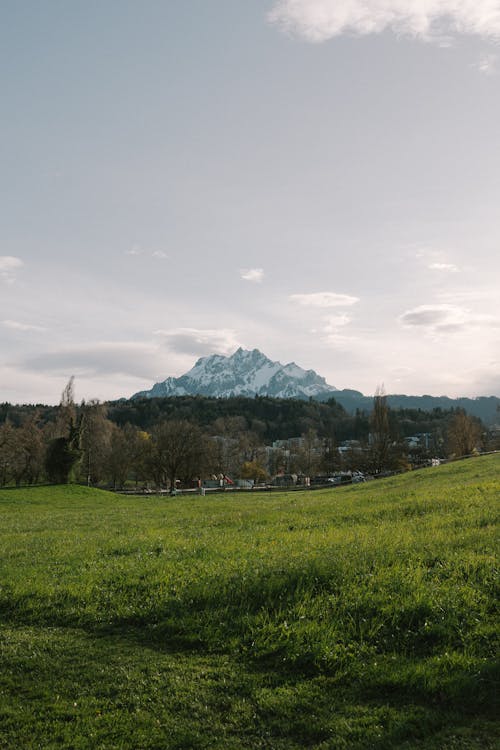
[132,348,338,400]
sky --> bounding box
[1,0,499,405]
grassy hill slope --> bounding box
[0,456,498,749]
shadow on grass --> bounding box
[1,611,498,750]
[1,559,498,749]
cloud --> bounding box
[125,246,168,259]
[400,304,500,333]
[476,52,498,74]
[317,313,359,346]
[0,256,24,283]
[414,248,461,273]
[401,304,462,328]
[268,0,500,43]
[21,342,167,380]
[125,245,143,256]
[2,319,47,333]
[428,262,459,272]
[290,291,359,307]
[322,313,352,332]
[153,327,241,357]
[240,268,264,283]
[0,256,23,271]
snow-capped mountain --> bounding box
[133,348,338,400]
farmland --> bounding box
[0,455,498,749]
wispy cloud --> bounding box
[240,268,264,283]
[316,313,359,346]
[322,313,351,330]
[290,291,359,308]
[0,256,24,284]
[2,319,47,333]
[125,245,168,259]
[414,247,461,273]
[153,327,240,356]
[428,262,459,272]
[476,52,498,74]
[268,0,500,43]
[21,342,166,380]
[125,245,143,256]
[400,304,500,334]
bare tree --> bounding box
[211,417,248,478]
[17,414,45,485]
[294,429,321,476]
[151,420,205,491]
[105,424,132,489]
[446,410,483,457]
[78,400,112,486]
[320,435,340,475]
[0,421,19,486]
[369,385,391,473]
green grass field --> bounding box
[0,456,498,749]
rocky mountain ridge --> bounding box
[130,348,500,424]
[133,348,338,400]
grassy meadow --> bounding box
[0,455,498,749]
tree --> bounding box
[0,421,18,486]
[240,459,268,483]
[131,429,154,487]
[446,411,483,457]
[151,420,205,490]
[319,435,340,475]
[39,378,80,485]
[294,429,321,476]
[369,385,392,473]
[211,416,250,477]
[17,414,45,485]
[266,446,287,477]
[78,400,112,486]
[54,376,77,438]
[45,429,80,484]
[104,424,130,489]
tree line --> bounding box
[0,380,495,489]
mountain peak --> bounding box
[133,348,337,400]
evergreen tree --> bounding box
[45,425,81,484]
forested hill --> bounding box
[106,393,498,438]
[1,391,498,442]
[121,391,500,429]
[0,394,458,445]
[108,395,353,442]
[328,390,499,425]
